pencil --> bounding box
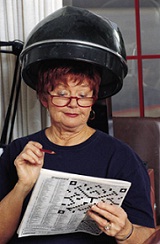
[40,148,56,154]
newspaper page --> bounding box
[17,169,131,237]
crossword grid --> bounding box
[60,180,127,214]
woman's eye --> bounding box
[57,91,68,96]
[78,94,87,98]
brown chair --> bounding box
[113,117,160,225]
[113,117,160,243]
[148,169,157,226]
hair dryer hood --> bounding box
[20,6,128,99]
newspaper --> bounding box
[17,168,131,237]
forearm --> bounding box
[116,225,155,244]
[0,183,29,244]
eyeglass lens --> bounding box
[51,96,93,107]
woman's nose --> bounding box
[67,97,78,107]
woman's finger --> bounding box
[15,141,44,165]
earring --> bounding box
[46,108,50,117]
[89,110,95,120]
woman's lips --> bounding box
[64,113,78,118]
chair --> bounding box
[113,117,160,243]
[148,168,157,226]
[113,117,160,225]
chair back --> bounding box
[113,117,160,225]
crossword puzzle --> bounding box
[59,180,127,214]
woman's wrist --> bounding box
[116,224,134,242]
[15,181,33,198]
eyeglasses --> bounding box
[48,94,96,107]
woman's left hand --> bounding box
[87,202,132,239]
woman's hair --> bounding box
[37,60,101,101]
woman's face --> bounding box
[43,77,94,132]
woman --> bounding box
[0,6,155,244]
[0,61,155,243]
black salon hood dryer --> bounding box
[20,6,128,99]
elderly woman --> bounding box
[0,6,155,244]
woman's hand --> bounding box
[87,202,133,240]
[14,141,44,194]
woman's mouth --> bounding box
[64,113,78,118]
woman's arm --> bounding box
[0,141,44,243]
[0,182,29,243]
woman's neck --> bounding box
[45,125,95,146]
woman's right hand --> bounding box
[14,141,44,194]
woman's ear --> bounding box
[39,95,48,108]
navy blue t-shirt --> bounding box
[0,129,155,243]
